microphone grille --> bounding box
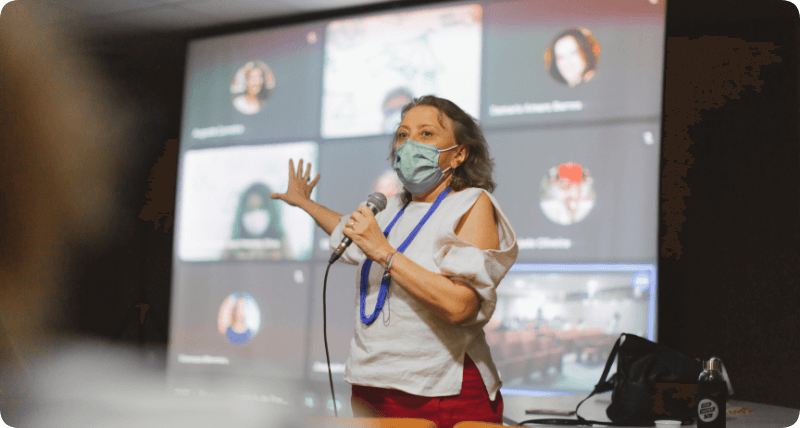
[367,192,388,212]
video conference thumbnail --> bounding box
[182,23,325,147]
[492,263,654,392]
[488,122,661,264]
[320,4,483,139]
[176,142,318,262]
[169,262,313,380]
[482,0,665,128]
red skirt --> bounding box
[350,354,503,428]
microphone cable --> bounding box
[322,193,386,418]
[323,261,338,417]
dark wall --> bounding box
[659,0,800,409]
[63,32,187,347]
[1,0,797,418]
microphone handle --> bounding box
[329,237,350,264]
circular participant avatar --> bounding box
[230,61,276,115]
[539,162,596,225]
[217,292,262,345]
[543,28,600,88]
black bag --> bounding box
[521,333,706,426]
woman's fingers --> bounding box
[283,158,317,196]
[347,208,377,228]
[289,158,315,182]
[309,173,321,189]
[344,207,390,262]
[357,206,375,218]
[351,210,366,224]
[342,226,353,240]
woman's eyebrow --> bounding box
[397,123,437,131]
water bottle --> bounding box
[696,357,728,428]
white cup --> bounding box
[654,420,682,428]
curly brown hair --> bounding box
[389,95,496,204]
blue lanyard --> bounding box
[359,188,452,325]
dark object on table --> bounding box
[521,333,706,426]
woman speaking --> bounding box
[271,95,518,428]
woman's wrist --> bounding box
[382,247,398,270]
[296,197,316,213]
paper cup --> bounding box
[654,421,682,428]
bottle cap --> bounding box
[705,357,735,394]
[704,358,720,371]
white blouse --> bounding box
[329,188,518,400]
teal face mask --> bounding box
[393,139,459,195]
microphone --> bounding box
[329,192,388,264]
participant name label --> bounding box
[488,101,584,117]
[234,393,290,405]
[518,237,573,250]
[313,361,345,373]
[177,353,230,365]
[191,124,246,140]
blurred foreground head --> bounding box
[0,0,131,424]
[0,4,301,427]
[0,0,127,345]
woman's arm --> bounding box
[270,159,342,235]
[343,191,500,325]
[295,198,342,236]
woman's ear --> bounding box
[452,145,469,168]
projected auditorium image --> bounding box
[488,265,654,393]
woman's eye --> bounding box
[422,131,433,137]
[397,132,407,139]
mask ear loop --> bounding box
[439,144,460,173]
[441,144,463,180]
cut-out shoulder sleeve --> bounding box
[433,189,519,326]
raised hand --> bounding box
[270,159,320,207]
